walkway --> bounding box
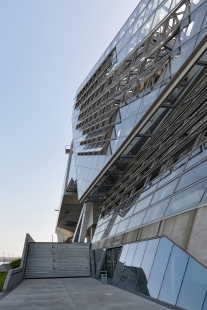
[0,278,170,310]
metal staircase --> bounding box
[25,242,90,279]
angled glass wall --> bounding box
[72,0,207,200]
[94,237,207,310]
[93,140,207,242]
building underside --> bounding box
[56,1,207,309]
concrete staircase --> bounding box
[25,242,90,279]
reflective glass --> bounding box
[119,244,130,263]
[158,156,188,187]
[171,36,198,76]
[125,266,140,291]
[108,224,118,236]
[120,115,137,137]
[116,218,130,234]
[113,261,126,285]
[147,237,173,298]
[133,194,153,214]
[140,238,160,280]
[132,241,147,268]
[152,0,171,29]
[201,189,207,203]
[190,0,206,13]
[143,198,170,224]
[159,245,189,305]
[177,258,207,310]
[176,159,207,192]
[135,267,150,295]
[125,243,137,267]
[139,177,160,199]
[151,178,178,205]
[166,179,207,215]
[126,98,141,117]
[202,294,207,310]
[128,210,146,230]
[186,143,207,169]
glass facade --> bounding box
[93,140,207,242]
[94,237,207,310]
[71,0,207,201]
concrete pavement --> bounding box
[0,277,170,310]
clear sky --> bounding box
[0,0,138,257]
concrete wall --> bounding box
[92,204,207,267]
[3,234,34,292]
[0,264,11,272]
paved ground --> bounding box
[0,278,170,310]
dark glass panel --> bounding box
[177,258,207,310]
[159,245,189,305]
[112,261,126,285]
[147,237,173,299]
[117,265,130,288]
[125,266,140,291]
[135,268,150,295]
[186,143,207,169]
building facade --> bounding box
[56,1,207,309]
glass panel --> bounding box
[180,4,207,44]
[186,143,207,169]
[176,160,207,192]
[159,245,189,305]
[166,179,207,215]
[132,241,147,268]
[190,0,206,13]
[147,237,173,299]
[143,198,170,224]
[171,36,198,76]
[126,98,141,117]
[139,88,160,113]
[201,189,207,203]
[133,194,153,214]
[202,293,207,310]
[108,223,118,236]
[139,238,160,280]
[120,244,130,263]
[177,258,207,310]
[139,177,160,199]
[152,0,171,29]
[158,156,188,187]
[125,243,137,267]
[151,178,178,205]
[116,218,130,234]
[128,210,147,230]
[120,115,137,137]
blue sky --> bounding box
[0,0,138,257]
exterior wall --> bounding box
[92,204,207,267]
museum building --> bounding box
[56,0,207,309]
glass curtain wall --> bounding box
[94,237,207,310]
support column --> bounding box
[78,202,93,242]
